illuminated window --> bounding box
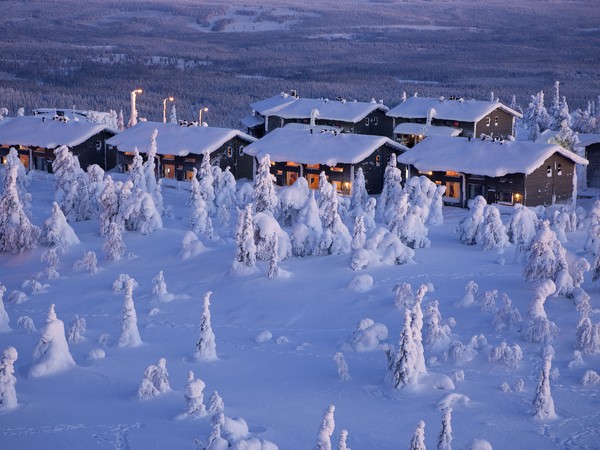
[445,181,460,199]
[330,167,344,173]
[286,161,300,167]
[163,154,175,160]
[226,146,232,157]
[375,155,381,166]
[446,171,460,177]
[306,163,320,169]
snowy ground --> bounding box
[1,170,599,449]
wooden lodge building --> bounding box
[243,91,393,139]
[106,122,257,181]
[397,136,588,207]
[243,124,408,195]
[577,134,600,188]
[387,97,522,147]
[0,116,118,172]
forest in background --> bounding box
[0,0,599,128]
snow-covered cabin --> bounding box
[243,125,408,195]
[387,97,522,147]
[0,116,118,172]
[397,136,587,207]
[106,122,256,181]
[576,134,600,188]
[243,91,392,138]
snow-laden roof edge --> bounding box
[106,122,256,157]
[393,122,462,137]
[0,116,118,148]
[397,136,587,178]
[577,133,600,147]
[386,97,522,122]
[243,127,408,166]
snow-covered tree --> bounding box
[169,104,177,124]
[350,215,369,271]
[412,285,428,376]
[99,176,122,236]
[524,91,551,135]
[207,390,224,414]
[118,279,142,348]
[195,291,217,361]
[489,342,523,369]
[314,404,335,450]
[573,258,591,288]
[189,168,214,238]
[396,206,430,249]
[394,282,414,311]
[333,352,350,381]
[479,289,498,314]
[291,191,323,257]
[437,407,453,450]
[0,284,10,333]
[67,315,86,344]
[43,202,80,253]
[29,304,76,377]
[424,301,452,351]
[199,150,216,216]
[267,234,280,279]
[429,185,446,226]
[152,271,168,296]
[532,355,557,420]
[492,294,522,331]
[104,221,126,262]
[337,429,350,450]
[215,167,237,231]
[480,204,509,252]
[523,220,562,283]
[349,167,369,218]
[317,174,351,255]
[457,280,478,308]
[0,346,18,410]
[377,153,403,221]
[253,154,278,215]
[507,203,538,261]
[232,204,257,270]
[3,148,30,205]
[456,195,486,245]
[550,119,579,152]
[523,280,559,344]
[391,310,418,389]
[409,420,426,450]
[138,357,171,399]
[73,250,98,274]
[144,129,164,215]
[129,149,147,193]
[184,370,206,416]
[0,165,41,254]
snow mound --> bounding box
[254,330,272,343]
[463,438,493,450]
[348,274,373,292]
[437,393,470,410]
[180,231,206,259]
[88,348,106,361]
[342,318,388,352]
[418,372,456,391]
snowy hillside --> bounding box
[0,163,599,449]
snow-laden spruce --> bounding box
[492,294,522,332]
[314,404,335,450]
[532,355,557,420]
[437,406,453,450]
[411,285,428,377]
[207,390,224,414]
[253,153,278,215]
[67,315,86,344]
[523,220,564,283]
[456,195,486,245]
[489,342,523,369]
[480,204,509,252]
[184,370,206,416]
[215,166,237,231]
[144,129,164,215]
[394,282,414,311]
[267,233,280,279]
[152,270,174,302]
[337,429,350,450]
[333,352,350,381]
[291,191,323,257]
[43,202,80,252]
[195,291,217,361]
[349,167,369,220]
[424,300,452,352]
[0,165,41,254]
[0,284,11,333]
[104,221,126,262]
[456,280,478,308]
[523,280,559,344]
[350,215,369,271]
[231,204,257,274]
[507,203,538,262]
[377,153,403,222]
[317,173,351,255]
[344,318,388,352]
[53,145,92,222]
[118,278,142,348]
[29,304,76,378]
[277,176,309,226]
[389,310,418,389]
[409,420,426,450]
[197,150,216,217]
[138,357,171,399]
[73,250,98,274]
[0,346,18,411]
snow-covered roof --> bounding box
[33,108,113,122]
[393,122,462,137]
[243,127,408,166]
[106,122,256,156]
[283,123,343,133]
[0,116,118,149]
[251,94,388,123]
[387,97,522,121]
[241,114,265,129]
[397,136,588,177]
[577,133,600,147]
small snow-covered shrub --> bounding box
[456,280,478,308]
[394,283,414,310]
[348,274,373,293]
[67,315,86,344]
[365,227,415,265]
[73,251,98,274]
[344,318,388,352]
[582,370,600,385]
[492,294,522,331]
[17,316,36,333]
[333,352,350,381]
[489,342,523,369]
[8,290,28,304]
[112,273,138,292]
[500,381,511,392]
[137,357,170,399]
[514,378,525,393]
[88,348,106,361]
[453,370,465,382]
[180,231,206,259]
